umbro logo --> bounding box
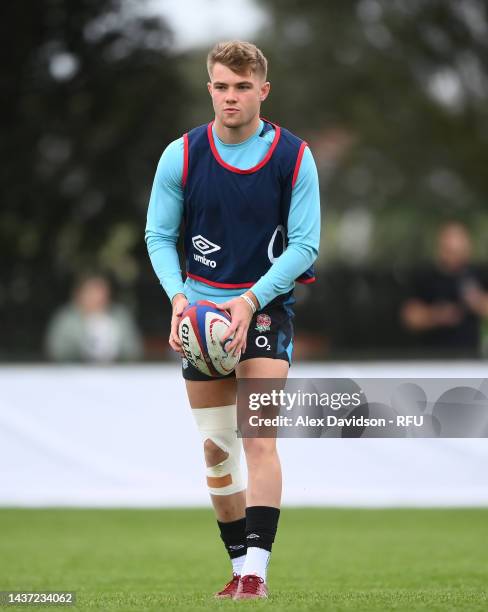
[192,235,221,255]
[247,533,260,539]
[229,544,245,550]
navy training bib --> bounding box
[182,118,316,291]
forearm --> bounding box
[402,302,436,330]
[146,230,185,302]
[402,300,461,330]
[251,243,317,308]
[145,137,186,303]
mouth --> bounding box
[223,108,239,113]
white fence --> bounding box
[1,363,487,507]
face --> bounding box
[437,224,472,271]
[207,62,270,129]
[75,278,111,314]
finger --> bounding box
[171,318,182,344]
[233,335,245,357]
[171,332,182,348]
[236,327,249,356]
[226,327,244,353]
[222,322,238,343]
[215,302,231,311]
[169,337,183,353]
[224,331,239,352]
[237,328,248,354]
[172,335,184,353]
[169,328,180,346]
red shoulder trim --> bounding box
[207,120,281,174]
[187,272,254,289]
[182,133,189,188]
[297,276,316,284]
[292,141,308,188]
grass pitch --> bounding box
[0,508,487,611]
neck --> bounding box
[213,115,261,144]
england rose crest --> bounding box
[255,313,271,332]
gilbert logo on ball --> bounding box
[178,300,240,377]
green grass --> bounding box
[0,508,487,611]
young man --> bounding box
[146,41,320,600]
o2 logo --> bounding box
[267,225,286,263]
[255,336,271,350]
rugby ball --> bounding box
[178,300,240,377]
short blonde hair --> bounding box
[207,41,268,80]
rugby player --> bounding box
[146,40,321,600]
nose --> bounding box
[225,89,238,104]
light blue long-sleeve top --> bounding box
[145,119,321,308]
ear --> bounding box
[207,81,212,96]
[260,81,271,102]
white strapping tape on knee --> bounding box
[191,404,245,496]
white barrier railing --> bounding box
[1,363,487,507]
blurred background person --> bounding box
[45,274,143,362]
[401,222,488,358]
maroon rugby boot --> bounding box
[234,574,268,600]
[214,573,240,599]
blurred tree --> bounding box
[0,0,187,357]
[2,0,487,359]
[256,0,488,265]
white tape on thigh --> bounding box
[191,405,245,496]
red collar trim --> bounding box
[207,119,281,174]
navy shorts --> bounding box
[181,298,295,381]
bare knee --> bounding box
[243,438,277,462]
[203,438,228,467]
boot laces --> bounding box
[240,574,264,593]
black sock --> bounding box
[217,517,247,560]
[245,506,280,552]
